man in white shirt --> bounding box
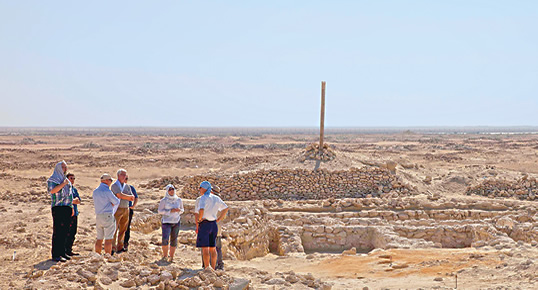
[195,181,229,269]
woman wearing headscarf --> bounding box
[158,184,184,262]
[47,160,74,262]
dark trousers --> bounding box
[51,206,72,258]
[124,208,134,249]
[65,215,78,254]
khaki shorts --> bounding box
[96,213,116,240]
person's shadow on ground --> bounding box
[155,259,171,266]
[34,259,58,270]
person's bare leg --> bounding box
[202,247,210,268]
[95,239,103,254]
[169,246,176,261]
[162,245,169,259]
[210,247,217,269]
[104,239,113,255]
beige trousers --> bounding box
[113,207,129,250]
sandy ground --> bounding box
[0,132,537,289]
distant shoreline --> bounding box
[0,126,537,136]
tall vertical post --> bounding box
[319,81,326,153]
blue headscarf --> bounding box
[199,181,211,195]
[48,161,67,184]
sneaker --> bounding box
[116,248,125,254]
[66,252,80,256]
[61,255,71,260]
[52,256,67,262]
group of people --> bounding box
[47,161,138,262]
[47,161,228,270]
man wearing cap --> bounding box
[110,169,135,253]
[195,181,229,269]
[93,174,120,255]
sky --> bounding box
[0,1,537,127]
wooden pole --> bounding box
[319,81,326,153]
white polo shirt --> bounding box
[195,193,228,221]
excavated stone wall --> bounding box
[467,177,538,201]
[132,196,537,260]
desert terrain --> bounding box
[0,129,536,289]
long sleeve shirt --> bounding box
[158,197,184,224]
[47,180,73,208]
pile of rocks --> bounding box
[166,167,414,201]
[300,143,337,161]
[260,270,332,289]
[466,176,537,201]
[140,176,185,189]
[24,251,248,289]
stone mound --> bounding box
[142,167,416,201]
[300,143,336,161]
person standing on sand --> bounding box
[195,181,229,269]
[123,175,139,252]
[47,160,74,262]
[92,174,120,255]
[201,185,225,270]
[65,172,81,256]
[110,169,135,254]
[158,184,184,262]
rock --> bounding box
[265,278,287,285]
[120,279,136,288]
[156,282,165,290]
[213,278,225,288]
[160,271,173,282]
[78,269,97,282]
[100,276,113,285]
[342,247,357,255]
[148,274,161,285]
[391,263,408,269]
[434,277,443,281]
[496,217,515,230]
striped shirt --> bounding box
[47,180,73,208]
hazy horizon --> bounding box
[1,1,537,127]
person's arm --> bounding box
[130,186,138,209]
[194,212,199,233]
[179,199,184,215]
[109,191,120,206]
[116,192,135,201]
[72,188,81,204]
[216,207,229,223]
[130,198,138,209]
[50,179,69,194]
[158,200,170,215]
[198,209,205,223]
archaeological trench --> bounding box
[134,167,537,263]
[20,160,538,289]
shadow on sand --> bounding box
[34,259,58,271]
